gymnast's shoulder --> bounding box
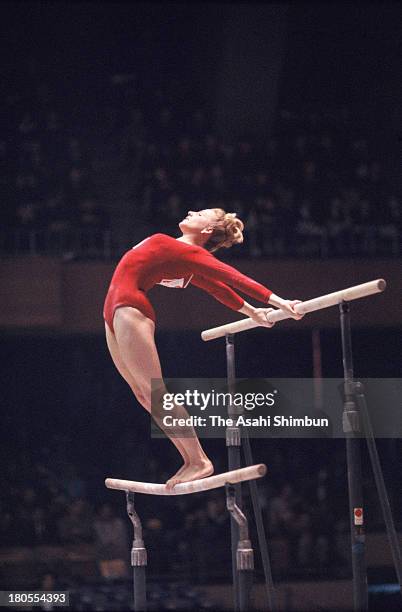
[137,233,217,263]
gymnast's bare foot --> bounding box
[167,462,189,482]
[166,459,214,491]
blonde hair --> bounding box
[204,208,244,253]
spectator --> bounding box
[269,483,298,536]
[14,486,50,546]
[93,503,129,579]
[57,498,94,544]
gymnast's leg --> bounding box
[105,319,192,471]
[106,306,213,489]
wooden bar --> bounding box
[105,464,267,496]
[201,279,386,341]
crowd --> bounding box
[1,66,110,258]
[134,106,401,258]
[1,62,400,259]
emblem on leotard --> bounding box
[158,274,194,289]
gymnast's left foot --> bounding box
[166,459,214,490]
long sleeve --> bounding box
[190,274,245,311]
[183,245,272,304]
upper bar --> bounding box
[105,463,267,496]
[201,279,386,341]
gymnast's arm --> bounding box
[183,245,272,303]
[190,275,276,328]
[190,275,244,310]
[183,245,303,319]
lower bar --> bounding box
[105,464,266,495]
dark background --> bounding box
[0,2,401,609]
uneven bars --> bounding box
[201,279,386,342]
[105,464,266,496]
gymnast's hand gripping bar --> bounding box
[201,278,386,341]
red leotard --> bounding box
[103,233,273,333]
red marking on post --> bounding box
[354,508,363,525]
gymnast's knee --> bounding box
[135,391,149,409]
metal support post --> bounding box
[127,492,147,611]
[226,485,254,611]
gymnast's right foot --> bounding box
[165,459,214,491]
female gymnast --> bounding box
[103,208,303,489]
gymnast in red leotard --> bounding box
[104,208,304,489]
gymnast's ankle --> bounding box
[192,457,213,468]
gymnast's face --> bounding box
[179,209,219,235]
